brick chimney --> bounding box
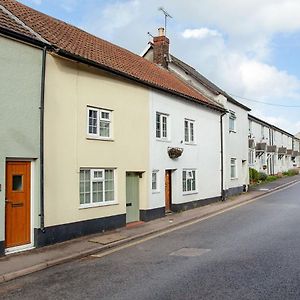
[152,27,170,69]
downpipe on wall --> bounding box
[220,111,227,201]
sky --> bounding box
[19,0,300,134]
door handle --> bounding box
[5,200,12,204]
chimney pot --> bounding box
[158,27,165,36]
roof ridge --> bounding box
[0,0,224,112]
[0,2,49,44]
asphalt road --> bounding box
[1,182,300,300]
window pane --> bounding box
[105,170,113,180]
[156,113,161,138]
[88,110,98,134]
[152,172,157,190]
[162,116,167,138]
[100,121,110,137]
[190,122,194,142]
[184,120,189,142]
[12,175,23,191]
[105,191,114,201]
[101,111,110,120]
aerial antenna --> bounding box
[158,7,172,36]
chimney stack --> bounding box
[152,27,170,69]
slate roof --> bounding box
[170,55,251,111]
[0,0,224,112]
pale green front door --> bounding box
[126,173,140,223]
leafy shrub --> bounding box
[266,175,277,182]
[285,169,299,176]
[249,168,259,183]
[258,172,268,181]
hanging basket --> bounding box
[168,147,183,159]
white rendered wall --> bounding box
[224,102,249,191]
[148,90,222,209]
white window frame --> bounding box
[248,150,255,166]
[230,158,237,179]
[184,119,195,144]
[87,107,112,140]
[156,112,170,141]
[229,111,236,132]
[182,169,197,194]
[79,168,116,208]
[151,170,160,193]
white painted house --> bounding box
[142,28,251,197]
[148,89,223,214]
[248,114,299,174]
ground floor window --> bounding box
[152,170,159,192]
[230,158,237,179]
[183,169,196,193]
[80,169,115,206]
[248,150,255,166]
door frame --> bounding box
[5,159,35,254]
[165,169,173,212]
[125,171,141,224]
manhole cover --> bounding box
[170,248,210,257]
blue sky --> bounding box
[19,0,300,134]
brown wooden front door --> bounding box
[5,161,31,248]
[165,170,172,212]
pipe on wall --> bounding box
[220,111,227,201]
[39,46,47,232]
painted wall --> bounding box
[148,90,222,209]
[249,117,296,174]
[223,102,249,193]
[0,36,42,246]
[44,55,149,226]
[169,61,250,194]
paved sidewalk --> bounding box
[1,175,299,283]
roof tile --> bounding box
[0,0,224,110]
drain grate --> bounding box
[170,248,211,257]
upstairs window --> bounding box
[229,111,236,132]
[156,112,169,140]
[183,169,196,193]
[184,119,195,143]
[87,107,112,139]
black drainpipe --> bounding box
[220,111,227,201]
[39,46,47,232]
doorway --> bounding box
[126,172,140,223]
[165,170,172,212]
[5,161,31,249]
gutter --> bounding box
[39,46,47,232]
[220,111,227,201]
[56,49,226,114]
[0,27,47,48]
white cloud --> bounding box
[71,0,300,133]
[182,28,221,40]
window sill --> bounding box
[152,190,160,194]
[79,201,118,209]
[184,142,197,146]
[230,177,238,180]
[86,136,114,142]
[156,138,171,143]
[183,191,198,196]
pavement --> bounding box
[0,174,299,284]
